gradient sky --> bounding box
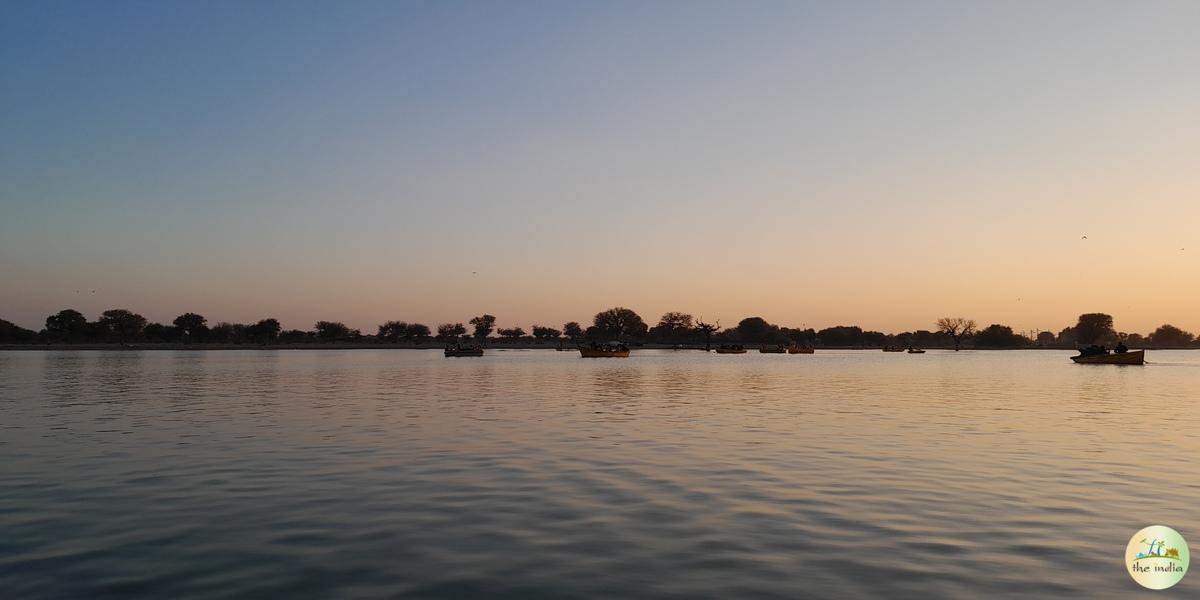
[3,1,1198,335]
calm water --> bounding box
[2,349,1197,598]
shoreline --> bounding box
[0,343,1183,352]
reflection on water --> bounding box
[1,349,1198,598]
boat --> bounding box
[444,345,484,357]
[907,348,926,354]
[759,344,787,354]
[579,342,630,358]
[715,345,747,354]
[787,345,815,354]
[1071,349,1145,365]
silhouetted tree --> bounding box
[936,317,976,351]
[1056,326,1077,346]
[407,323,432,341]
[314,321,350,343]
[437,323,461,340]
[733,316,784,343]
[208,322,247,344]
[651,312,695,342]
[592,307,648,340]
[470,314,496,345]
[695,319,720,351]
[1073,313,1115,346]
[279,329,313,343]
[563,322,583,340]
[98,309,147,343]
[817,325,864,347]
[782,327,818,346]
[247,318,281,344]
[497,327,526,340]
[172,313,208,342]
[1035,331,1057,347]
[973,324,1029,348]
[378,320,409,342]
[142,323,179,343]
[0,319,39,343]
[1147,324,1194,347]
[45,309,88,342]
[532,325,561,339]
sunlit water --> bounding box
[2,349,1198,598]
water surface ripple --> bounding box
[2,349,1197,598]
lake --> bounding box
[1,349,1197,598]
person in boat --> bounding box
[1115,341,1128,354]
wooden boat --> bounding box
[787,345,815,354]
[715,345,747,354]
[579,342,630,358]
[759,344,787,354]
[1071,349,1144,365]
[444,345,484,357]
[907,348,926,354]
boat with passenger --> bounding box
[787,344,815,354]
[715,344,747,354]
[1071,344,1144,364]
[579,341,630,357]
[759,344,787,354]
[444,344,484,357]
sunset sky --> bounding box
[2,1,1198,335]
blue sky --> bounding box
[3,1,1199,333]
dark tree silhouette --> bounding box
[378,320,409,342]
[783,327,818,345]
[142,323,179,343]
[818,325,864,347]
[0,319,39,343]
[314,321,350,343]
[248,318,281,344]
[733,317,784,343]
[173,313,207,341]
[531,325,561,339]
[1073,313,1115,345]
[436,323,465,340]
[497,327,526,340]
[562,322,583,340]
[695,318,720,351]
[45,309,88,341]
[469,314,496,345]
[651,312,694,342]
[936,317,977,351]
[1147,324,1194,347]
[973,324,1029,348]
[406,323,432,341]
[279,329,313,343]
[208,322,247,344]
[99,309,147,343]
[592,307,648,340]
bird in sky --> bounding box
[1081,235,1088,239]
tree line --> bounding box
[1,307,1197,349]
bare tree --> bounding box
[695,318,720,351]
[936,317,977,351]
